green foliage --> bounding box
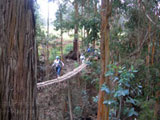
[53,1,75,32]
[73,106,83,117]
[112,0,127,12]
[103,100,117,106]
[34,3,46,45]
[49,48,59,62]
[125,108,138,117]
[138,99,156,120]
[74,62,79,68]
[135,63,160,100]
[93,96,98,103]
[63,43,73,55]
[54,3,68,31]
[101,84,110,94]
[125,9,147,30]
[82,60,100,90]
[102,64,141,119]
[80,14,100,47]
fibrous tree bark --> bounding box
[0,0,37,120]
[97,0,112,120]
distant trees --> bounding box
[0,0,37,120]
[54,0,100,60]
[79,0,100,48]
[54,2,68,61]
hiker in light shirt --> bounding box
[52,56,64,78]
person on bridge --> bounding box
[80,53,85,63]
[52,56,64,78]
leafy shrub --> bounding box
[138,99,156,120]
[102,64,141,119]
[82,60,100,90]
[73,106,83,118]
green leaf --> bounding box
[125,82,130,87]
[128,108,138,117]
[101,84,110,94]
[114,77,119,81]
[114,89,129,97]
[103,100,117,105]
[138,85,142,88]
[133,70,138,73]
[93,96,98,103]
[118,70,123,73]
[123,89,129,95]
[126,97,136,105]
[105,71,114,77]
[131,65,134,70]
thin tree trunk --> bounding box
[60,10,64,62]
[92,0,98,49]
[73,0,79,61]
[67,80,73,120]
[97,0,112,120]
[146,23,151,66]
[45,1,50,80]
[87,30,89,48]
[61,30,63,61]
[151,33,156,65]
[117,97,122,119]
[146,23,151,100]
[0,0,37,120]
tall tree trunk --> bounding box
[73,0,79,61]
[97,0,112,120]
[145,23,151,100]
[45,1,50,80]
[146,23,151,66]
[0,0,37,120]
[87,30,89,48]
[60,10,64,62]
[151,33,156,65]
[92,0,98,49]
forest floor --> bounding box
[37,58,97,120]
